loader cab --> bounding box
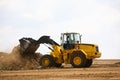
[61,33,81,50]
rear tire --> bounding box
[70,52,86,68]
[39,55,55,68]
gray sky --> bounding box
[0,0,120,59]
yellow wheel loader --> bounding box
[19,32,101,68]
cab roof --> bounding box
[61,32,80,35]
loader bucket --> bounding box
[19,36,59,55]
[19,38,40,55]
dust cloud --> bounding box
[0,45,42,70]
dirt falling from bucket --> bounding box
[0,45,42,70]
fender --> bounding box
[72,49,88,58]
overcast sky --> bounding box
[0,0,120,59]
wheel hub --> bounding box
[73,57,81,65]
[42,58,49,66]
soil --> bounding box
[0,45,42,70]
[0,59,120,80]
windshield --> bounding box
[61,33,81,44]
[71,33,80,44]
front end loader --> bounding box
[19,32,101,68]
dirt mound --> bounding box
[0,45,42,70]
[115,62,120,65]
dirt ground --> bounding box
[0,59,120,80]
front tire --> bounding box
[39,55,55,68]
[84,59,93,67]
[70,52,86,68]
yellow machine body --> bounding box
[39,32,101,68]
[50,43,101,64]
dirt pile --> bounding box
[115,62,120,64]
[114,62,120,67]
[0,45,42,70]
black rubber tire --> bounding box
[39,55,55,68]
[70,52,86,68]
[54,63,62,68]
[84,59,93,67]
